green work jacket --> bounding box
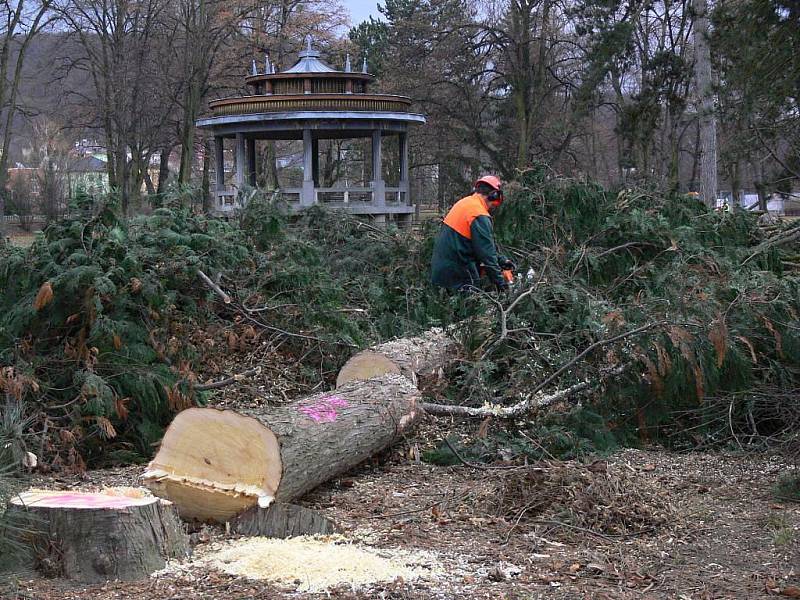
[430,194,504,290]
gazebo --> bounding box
[197,38,426,224]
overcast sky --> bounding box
[345,0,383,25]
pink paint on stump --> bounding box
[299,395,349,423]
[18,491,152,509]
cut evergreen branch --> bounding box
[2,177,800,472]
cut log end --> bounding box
[143,407,281,522]
[5,488,189,582]
[336,350,401,388]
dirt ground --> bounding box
[2,418,799,600]
[3,222,43,248]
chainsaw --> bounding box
[479,260,516,286]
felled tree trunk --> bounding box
[144,374,421,523]
[4,488,189,582]
[337,327,456,388]
[144,327,458,526]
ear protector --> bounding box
[487,188,504,207]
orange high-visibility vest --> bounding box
[442,193,490,239]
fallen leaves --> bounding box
[95,416,117,439]
[780,586,800,598]
[767,580,800,598]
[33,281,54,311]
[708,317,728,368]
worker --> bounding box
[430,175,514,292]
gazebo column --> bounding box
[399,132,409,200]
[301,128,315,206]
[246,138,257,186]
[311,138,320,186]
[371,130,385,224]
[398,131,412,227]
[214,136,225,194]
[235,133,246,190]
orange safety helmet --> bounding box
[474,175,504,208]
[474,175,502,191]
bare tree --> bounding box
[0,0,53,238]
[243,0,347,190]
[174,0,234,185]
[693,0,717,206]
[56,0,173,213]
[30,117,68,220]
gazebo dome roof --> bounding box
[199,35,425,129]
[283,39,336,74]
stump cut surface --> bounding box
[12,489,155,509]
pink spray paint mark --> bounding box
[299,395,349,423]
[21,492,150,509]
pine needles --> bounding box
[0,194,252,468]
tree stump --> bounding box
[4,488,189,582]
[144,374,421,522]
[231,502,336,538]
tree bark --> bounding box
[156,146,172,195]
[260,141,280,190]
[4,489,189,582]
[367,328,458,385]
[436,161,446,212]
[0,190,6,241]
[143,169,157,196]
[144,374,421,522]
[693,0,718,208]
[231,502,336,538]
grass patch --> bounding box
[766,513,795,547]
[773,472,800,503]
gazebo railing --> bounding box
[216,189,237,212]
[385,187,408,205]
[316,187,373,204]
[276,188,302,203]
[215,184,410,212]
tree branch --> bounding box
[421,363,631,418]
[194,367,261,391]
[197,269,230,303]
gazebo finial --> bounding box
[362,55,368,74]
[251,59,258,76]
[265,53,271,74]
[305,34,313,52]
[345,53,351,72]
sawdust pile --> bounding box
[203,535,441,593]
